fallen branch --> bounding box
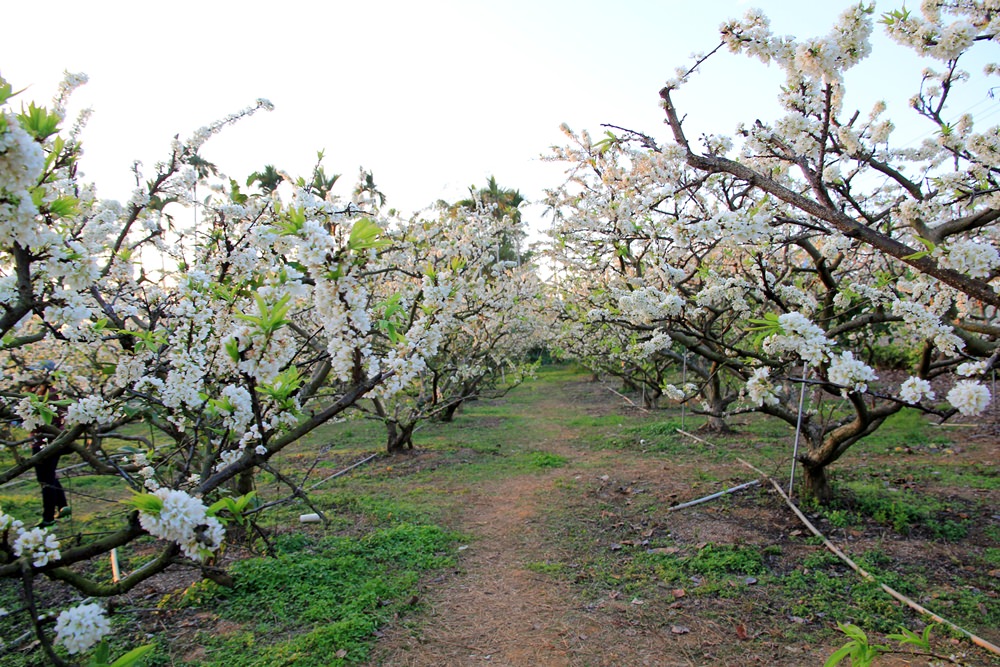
[737,458,1000,659]
[667,480,760,512]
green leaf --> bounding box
[276,206,307,236]
[17,102,61,140]
[838,623,869,643]
[108,643,155,667]
[124,492,163,515]
[228,179,248,204]
[887,624,932,649]
[348,217,390,251]
[225,338,242,363]
[0,76,27,105]
[48,196,79,218]
[747,312,782,345]
[903,236,936,261]
[255,366,303,403]
[207,491,256,526]
[823,643,855,667]
[207,497,238,517]
[592,130,618,155]
[91,639,111,665]
[236,293,293,335]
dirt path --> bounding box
[368,376,1000,667]
[368,382,696,667]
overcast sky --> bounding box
[3,1,996,232]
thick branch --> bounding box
[660,87,1000,309]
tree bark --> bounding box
[439,400,463,423]
[386,422,415,454]
[696,374,731,433]
[800,460,833,503]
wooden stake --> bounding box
[110,548,121,584]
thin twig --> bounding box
[246,453,380,515]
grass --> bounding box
[801,480,974,541]
[3,363,998,666]
[853,408,953,451]
[150,523,458,667]
[779,550,920,633]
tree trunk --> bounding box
[696,374,730,433]
[643,385,661,409]
[800,460,832,503]
[235,468,254,497]
[386,422,415,454]
[439,400,463,423]
[697,413,732,433]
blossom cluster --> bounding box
[2,508,60,567]
[137,488,224,561]
[943,240,1000,279]
[947,380,991,416]
[0,114,44,195]
[53,602,111,654]
[899,376,935,404]
[762,313,832,367]
[745,367,780,407]
[827,351,878,397]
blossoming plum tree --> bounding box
[546,1,1000,500]
[359,200,544,452]
[0,73,459,663]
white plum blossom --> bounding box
[827,351,878,396]
[215,449,242,472]
[947,380,991,416]
[137,488,225,561]
[53,602,111,655]
[662,383,699,401]
[616,286,683,324]
[745,367,780,406]
[138,465,159,491]
[762,312,832,366]
[217,384,254,433]
[891,300,964,356]
[943,239,1000,278]
[0,508,23,533]
[13,526,61,567]
[13,396,44,433]
[899,376,935,404]
[66,395,119,426]
[0,114,45,194]
[956,360,988,377]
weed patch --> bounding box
[164,523,457,666]
[527,451,568,469]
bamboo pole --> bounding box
[674,428,713,447]
[305,453,379,492]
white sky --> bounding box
[3,0,996,233]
